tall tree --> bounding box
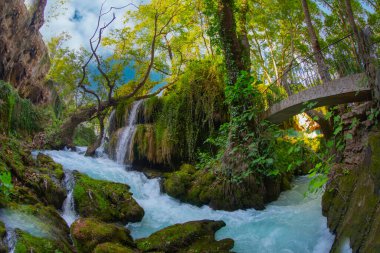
[301,0,331,82]
[217,0,250,84]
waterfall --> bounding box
[115,100,143,164]
[98,110,116,156]
[5,229,16,253]
[61,170,78,226]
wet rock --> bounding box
[71,218,135,253]
[73,172,144,223]
[322,109,380,252]
[163,163,292,211]
[13,229,72,253]
[136,220,234,253]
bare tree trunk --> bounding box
[301,0,331,83]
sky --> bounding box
[25,0,163,88]
[29,0,146,50]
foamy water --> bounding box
[38,149,336,253]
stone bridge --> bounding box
[263,73,374,124]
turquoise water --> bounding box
[38,149,335,253]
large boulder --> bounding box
[163,164,292,211]
[136,220,234,253]
[70,218,135,253]
[25,153,67,208]
[73,172,144,223]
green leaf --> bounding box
[333,125,343,135]
[345,133,353,140]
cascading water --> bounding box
[116,101,143,164]
[61,170,78,226]
[41,149,339,253]
[97,110,116,156]
[5,229,16,253]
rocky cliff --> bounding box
[0,0,51,104]
[322,102,380,252]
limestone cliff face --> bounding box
[0,0,50,104]
[322,102,380,253]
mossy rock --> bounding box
[14,229,72,253]
[181,237,234,253]
[36,153,65,180]
[163,164,195,199]
[73,172,144,223]
[71,218,135,253]
[136,220,233,252]
[163,164,269,211]
[0,138,66,208]
[93,242,136,253]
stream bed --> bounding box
[36,149,335,253]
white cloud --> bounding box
[41,0,146,50]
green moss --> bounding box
[0,136,66,208]
[136,220,232,252]
[163,164,196,199]
[0,81,41,136]
[93,243,136,253]
[163,164,270,211]
[323,129,380,253]
[182,237,234,253]
[73,172,144,223]
[14,229,71,253]
[36,153,65,180]
[71,218,134,253]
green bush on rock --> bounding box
[73,172,144,223]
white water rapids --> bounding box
[39,148,336,253]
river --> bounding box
[36,148,335,253]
